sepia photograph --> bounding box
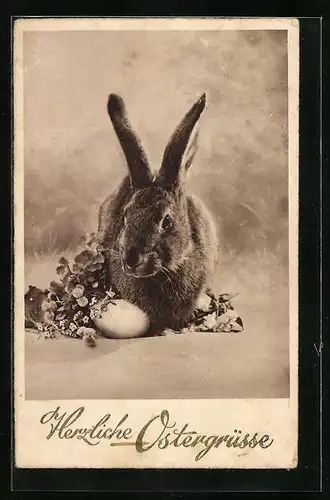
[21,23,292,400]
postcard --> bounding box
[14,17,299,468]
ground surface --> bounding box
[24,265,290,399]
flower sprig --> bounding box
[25,233,121,345]
[182,290,243,334]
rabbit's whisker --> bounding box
[163,266,178,287]
[164,264,180,277]
[161,267,173,287]
[168,255,190,275]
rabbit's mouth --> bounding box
[121,253,162,279]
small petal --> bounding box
[41,301,51,312]
[44,311,55,323]
[196,294,211,312]
[77,326,87,337]
[72,286,84,299]
[72,263,82,274]
[203,312,217,330]
[77,296,88,307]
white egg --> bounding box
[94,299,150,339]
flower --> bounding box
[83,328,97,348]
[203,312,217,330]
[44,311,55,323]
[196,294,211,312]
[73,311,83,321]
[41,301,51,312]
[72,285,85,299]
[49,301,57,311]
[77,296,88,308]
[90,309,101,320]
[76,326,87,337]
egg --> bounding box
[93,299,150,339]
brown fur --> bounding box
[98,93,219,335]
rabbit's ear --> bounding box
[107,94,152,189]
[181,127,199,173]
[156,93,206,189]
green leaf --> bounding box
[230,321,244,332]
[205,289,216,300]
[56,311,67,321]
[61,293,72,305]
[85,232,96,246]
[49,281,65,295]
[56,265,67,276]
[74,250,94,267]
[86,274,96,283]
[92,253,105,264]
[89,242,99,254]
[65,280,75,293]
[61,273,71,285]
[86,263,103,272]
[72,263,82,274]
[219,292,239,303]
[59,256,69,266]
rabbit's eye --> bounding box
[161,214,172,231]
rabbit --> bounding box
[98,92,219,335]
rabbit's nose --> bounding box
[123,246,143,270]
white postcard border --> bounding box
[14,17,299,469]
